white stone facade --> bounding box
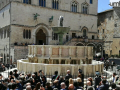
[0,0,98,64]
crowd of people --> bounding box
[0,59,120,90]
[0,67,119,90]
[104,60,116,71]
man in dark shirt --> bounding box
[65,70,72,80]
[45,82,53,90]
[99,79,109,90]
[94,74,101,90]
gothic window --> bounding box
[71,1,78,12]
[90,0,93,4]
[4,30,6,38]
[7,29,9,38]
[52,0,59,9]
[23,0,31,4]
[26,30,28,39]
[23,29,25,39]
[82,2,89,14]
[83,29,86,37]
[23,29,31,39]
[39,0,46,7]
[92,35,94,39]
[0,30,1,39]
[29,30,31,39]
[1,30,3,39]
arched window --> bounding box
[82,2,89,14]
[39,0,46,7]
[44,0,46,7]
[0,30,1,39]
[29,30,31,39]
[71,1,78,12]
[23,29,31,39]
[83,29,87,37]
[7,29,9,38]
[85,7,87,14]
[90,0,93,4]
[23,29,25,39]
[26,30,28,39]
[52,0,59,9]
[23,0,31,4]
[4,30,6,38]
[1,30,3,39]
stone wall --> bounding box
[0,0,98,15]
[11,2,97,32]
[14,46,28,62]
[114,7,120,38]
[98,10,114,55]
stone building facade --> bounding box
[98,8,120,56]
[0,0,103,64]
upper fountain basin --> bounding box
[52,27,70,34]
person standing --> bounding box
[111,61,115,71]
[65,70,72,80]
[94,74,101,90]
[99,79,109,90]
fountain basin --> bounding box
[52,27,70,34]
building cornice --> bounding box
[11,23,51,29]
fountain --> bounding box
[17,16,104,76]
[52,16,70,45]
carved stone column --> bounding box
[59,47,61,58]
[76,47,78,57]
[67,59,71,64]
[32,46,34,55]
[34,46,37,55]
[65,59,67,64]
[76,60,78,64]
[42,46,44,57]
[69,47,71,57]
[59,59,61,64]
[79,59,81,64]
[49,59,53,64]
[49,46,52,57]
[85,47,87,58]
[82,59,85,64]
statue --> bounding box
[59,16,64,27]
[33,13,40,21]
[49,16,54,22]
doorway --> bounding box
[36,29,46,45]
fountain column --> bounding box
[59,33,64,45]
[59,47,61,58]
[59,59,61,64]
